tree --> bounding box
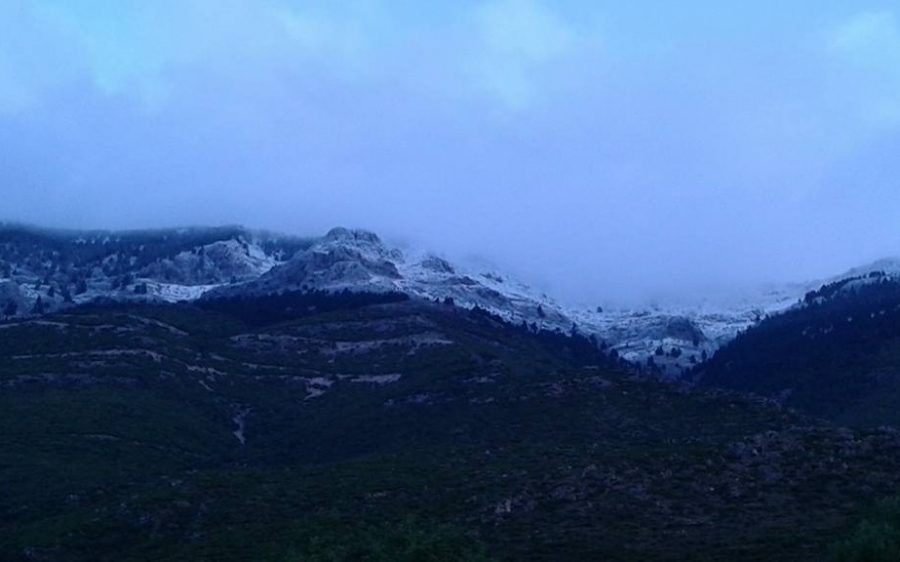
[284,517,496,562]
[830,497,900,561]
[31,296,44,315]
[3,300,17,317]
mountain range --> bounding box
[3,223,897,376]
[3,223,900,560]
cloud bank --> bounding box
[1,0,898,302]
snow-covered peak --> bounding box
[207,231,572,332]
[322,227,384,246]
[206,228,406,297]
[309,227,403,267]
[393,252,569,329]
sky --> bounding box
[1,0,899,303]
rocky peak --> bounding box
[323,227,383,246]
[208,228,405,297]
[420,256,455,274]
[311,227,402,265]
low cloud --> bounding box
[831,11,900,128]
[0,2,898,303]
[470,0,595,109]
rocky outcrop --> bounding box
[0,225,307,316]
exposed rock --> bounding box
[664,317,707,344]
[420,255,455,274]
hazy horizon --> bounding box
[2,1,898,302]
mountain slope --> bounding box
[205,227,575,333]
[2,294,900,561]
[3,222,899,376]
[0,223,311,315]
[692,274,900,427]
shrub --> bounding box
[831,498,900,561]
[284,517,496,562]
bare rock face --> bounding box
[664,317,707,344]
[420,256,455,274]
[213,227,404,297]
[322,227,383,246]
[137,238,278,285]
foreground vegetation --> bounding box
[1,293,899,560]
[693,275,900,427]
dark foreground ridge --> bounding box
[693,275,900,428]
[2,292,900,561]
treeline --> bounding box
[691,277,900,421]
[198,288,410,327]
[465,304,622,369]
[803,271,889,304]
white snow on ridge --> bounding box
[5,223,897,375]
[149,282,224,303]
[236,230,900,374]
[839,257,900,280]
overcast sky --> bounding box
[1,1,899,302]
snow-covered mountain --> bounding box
[0,224,310,316]
[567,287,806,377]
[1,223,897,376]
[204,227,571,330]
[574,259,900,377]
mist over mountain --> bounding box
[3,2,899,303]
[3,2,900,560]
[1,222,900,560]
[1,221,897,378]
[2,229,900,561]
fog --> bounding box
[1,0,899,302]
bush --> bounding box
[284,517,496,562]
[831,498,900,561]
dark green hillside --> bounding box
[2,294,900,561]
[692,276,900,427]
